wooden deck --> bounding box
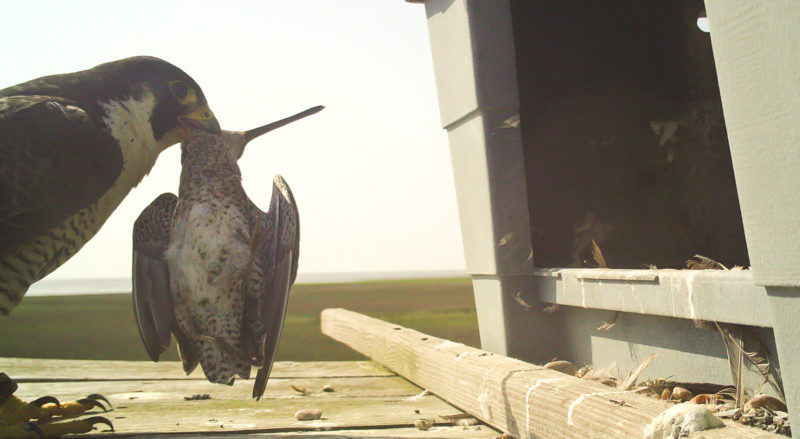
[0,358,499,438]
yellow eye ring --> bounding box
[168,80,197,105]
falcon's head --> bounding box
[90,56,222,149]
[1,56,222,152]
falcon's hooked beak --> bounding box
[179,104,221,135]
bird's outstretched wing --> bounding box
[252,175,299,400]
[132,194,181,363]
[0,95,122,257]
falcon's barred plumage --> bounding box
[0,57,220,435]
[132,106,321,400]
[0,56,220,314]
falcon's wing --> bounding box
[132,194,181,363]
[252,175,299,400]
[0,95,122,257]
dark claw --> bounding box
[77,398,108,412]
[30,396,60,408]
[85,394,112,409]
[85,416,114,432]
[24,422,44,439]
[0,373,19,403]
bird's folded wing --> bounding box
[132,193,178,363]
[253,174,299,400]
[0,95,122,257]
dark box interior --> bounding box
[510,0,749,269]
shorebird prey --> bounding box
[132,106,322,400]
[0,56,220,314]
[0,56,218,436]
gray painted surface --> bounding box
[706,1,800,434]
[706,0,800,287]
[422,0,797,433]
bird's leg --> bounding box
[0,374,113,437]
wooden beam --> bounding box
[321,308,774,439]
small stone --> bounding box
[744,395,787,412]
[543,360,577,376]
[455,417,479,426]
[690,394,722,405]
[600,377,617,387]
[322,384,335,392]
[294,409,322,421]
[671,387,693,402]
[414,418,434,430]
[660,388,672,400]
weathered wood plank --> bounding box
[127,425,497,438]
[321,308,777,439]
[6,359,497,436]
[13,376,424,402]
[0,359,391,381]
[69,394,464,434]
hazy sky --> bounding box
[3,1,466,279]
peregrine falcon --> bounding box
[0,56,220,314]
[0,57,219,435]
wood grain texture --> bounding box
[0,358,391,381]
[126,425,494,438]
[2,359,497,437]
[321,308,776,438]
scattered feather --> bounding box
[513,291,532,311]
[715,322,785,405]
[496,232,514,248]
[591,240,607,268]
[597,311,619,331]
[542,303,560,314]
[408,389,430,401]
[685,255,727,270]
[621,354,656,390]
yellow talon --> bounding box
[37,417,113,437]
[0,373,113,437]
[37,398,106,421]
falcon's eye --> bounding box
[168,80,194,105]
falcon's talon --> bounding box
[75,398,107,413]
[84,394,111,410]
[29,397,59,409]
[83,416,114,432]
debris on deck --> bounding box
[0,358,497,438]
[321,308,782,439]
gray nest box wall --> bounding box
[420,0,800,432]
